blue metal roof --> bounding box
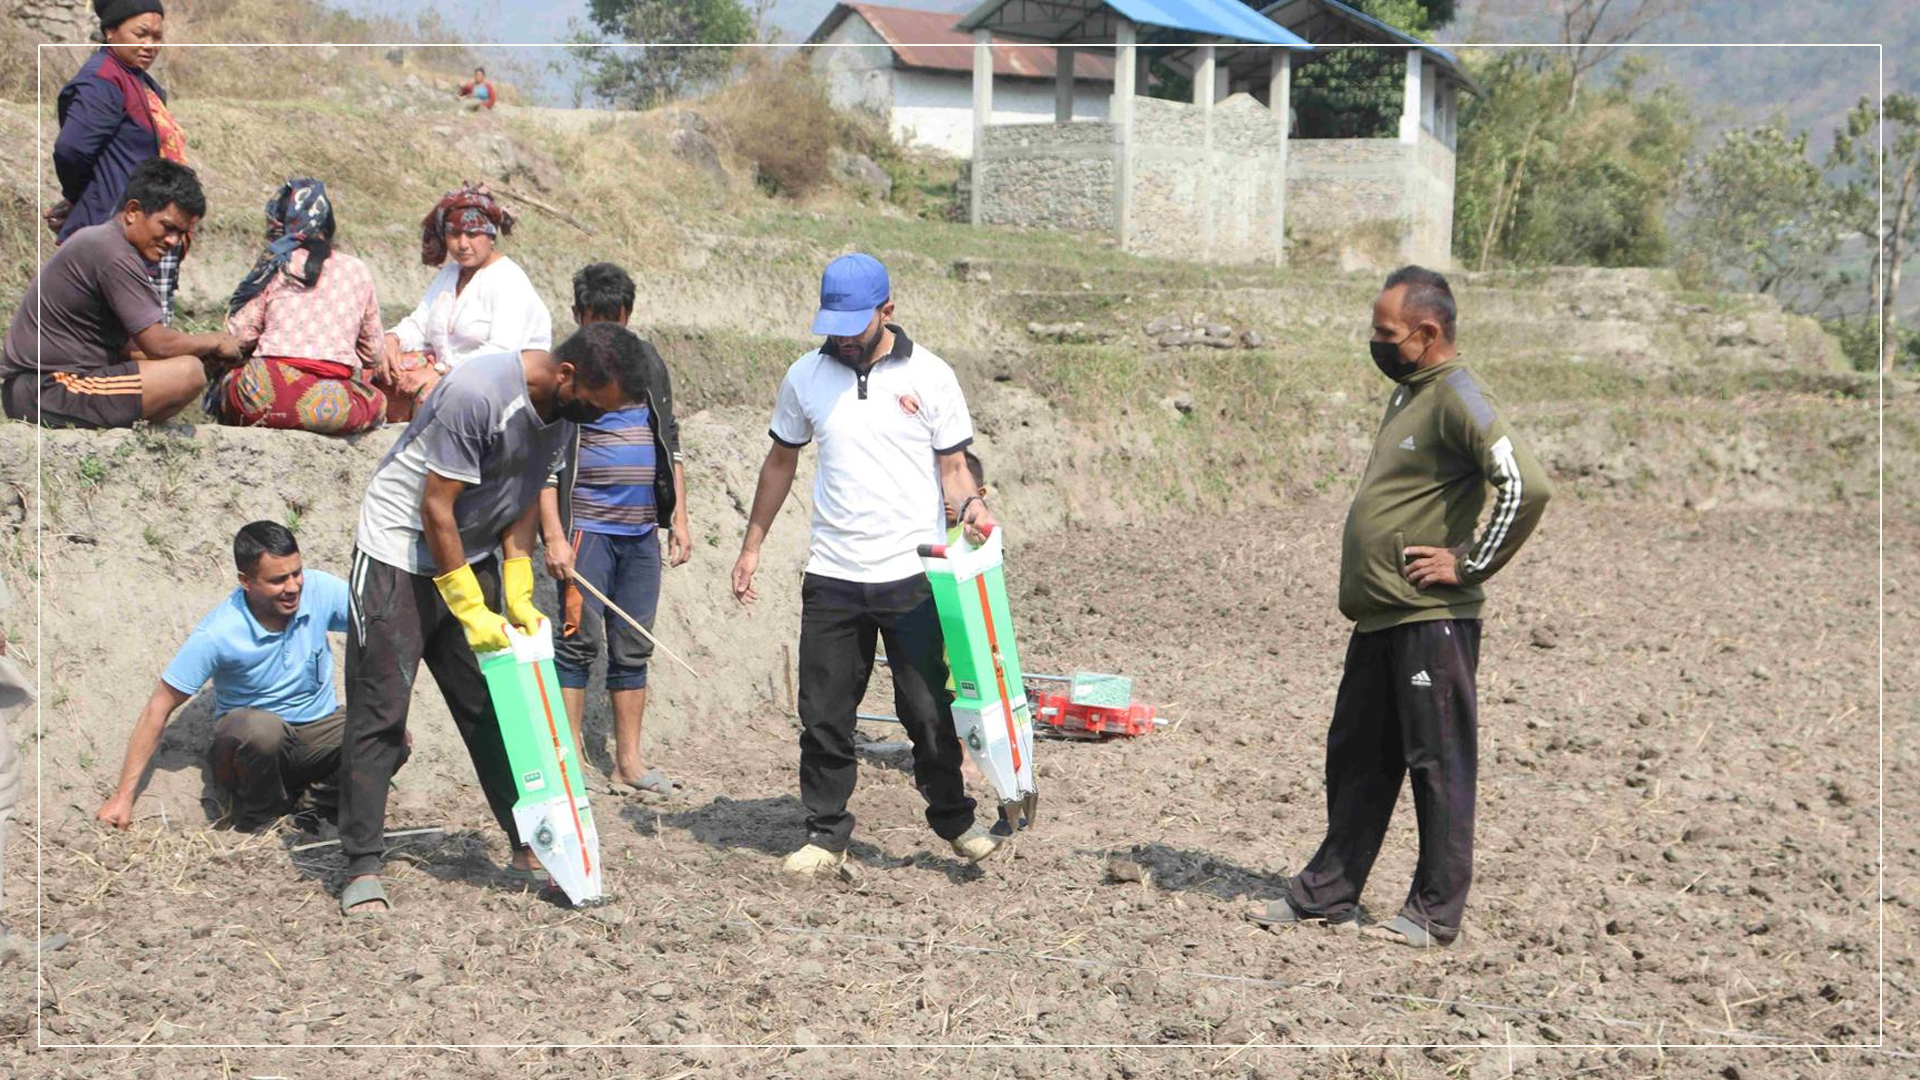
[1111,0,1310,44]
[960,0,1312,49]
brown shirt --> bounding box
[2,221,163,378]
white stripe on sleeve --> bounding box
[1468,436,1522,573]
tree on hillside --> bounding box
[1678,122,1843,314]
[572,0,756,108]
[1552,0,1680,106]
[1454,52,1693,269]
[1828,93,1920,372]
[1468,0,1682,108]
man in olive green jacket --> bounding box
[1251,266,1552,948]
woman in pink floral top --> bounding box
[212,178,387,434]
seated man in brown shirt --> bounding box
[1,158,238,429]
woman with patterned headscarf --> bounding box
[375,182,552,422]
[209,178,388,435]
[48,0,194,325]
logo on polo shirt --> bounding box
[898,393,921,416]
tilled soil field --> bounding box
[3,494,1907,1078]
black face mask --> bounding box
[556,385,607,424]
[1369,330,1423,382]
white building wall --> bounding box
[891,68,1112,158]
[809,16,895,117]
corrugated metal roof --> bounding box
[816,3,1119,81]
[960,0,1311,48]
[1261,0,1480,94]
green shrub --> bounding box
[707,55,835,198]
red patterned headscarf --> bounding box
[420,182,514,266]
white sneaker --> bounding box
[782,843,847,875]
[950,825,1006,864]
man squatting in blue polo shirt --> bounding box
[95,521,406,831]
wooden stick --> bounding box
[567,567,703,678]
[290,826,445,853]
[782,643,796,714]
[491,184,596,237]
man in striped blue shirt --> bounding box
[540,264,689,793]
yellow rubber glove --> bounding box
[501,556,548,635]
[433,563,511,654]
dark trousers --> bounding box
[340,551,522,878]
[1290,618,1480,939]
[208,706,364,826]
[797,572,975,851]
[556,527,660,691]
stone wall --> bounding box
[974,121,1118,233]
[971,95,1456,267]
[1405,130,1456,267]
[9,0,94,42]
[1128,95,1286,265]
[1284,134,1457,268]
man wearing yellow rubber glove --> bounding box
[337,323,651,916]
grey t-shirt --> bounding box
[355,351,573,576]
[1,222,164,378]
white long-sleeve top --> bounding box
[388,255,552,368]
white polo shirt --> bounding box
[770,327,974,584]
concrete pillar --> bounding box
[1270,49,1292,266]
[1193,45,1216,260]
[1055,47,1075,122]
[1268,48,1291,124]
[1399,48,1422,144]
[970,28,993,223]
[1215,64,1231,103]
[1113,18,1136,246]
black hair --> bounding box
[572,262,636,322]
[96,0,163,33]
[963,449,985,489]
[119,158,206,220]
[553,323,648,401]
[233,520,298,575]
[475,66,486,76]
[1382,265,1456,342]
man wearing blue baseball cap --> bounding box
[732,253,1003,875]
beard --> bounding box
[832,324,883,365]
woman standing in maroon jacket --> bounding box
[46,1,193,325]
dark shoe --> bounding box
[339,877,391,918]
[1361,914,1455,949]
[1246,895,1360,932]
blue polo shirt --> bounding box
[160,569,349,724]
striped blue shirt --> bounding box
[572,403,658,536]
